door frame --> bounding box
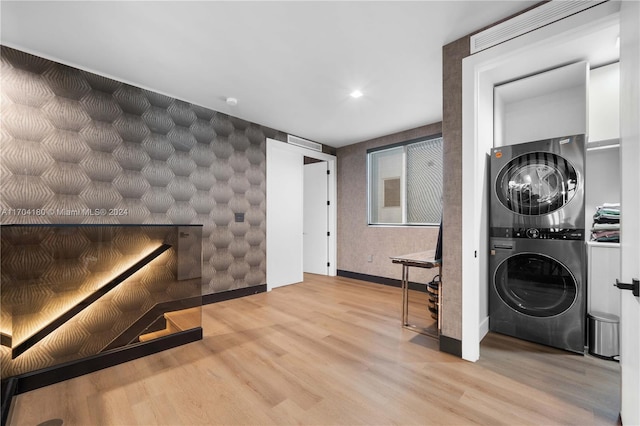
[266,138,337,291]
[618,1,640,423]
[461,2,621,361]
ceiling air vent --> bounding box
[287,135,322,152]
[470,0,606,54]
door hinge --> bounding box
[615,278,639,297]
[327,262,330,267]
[327,232,330,236]
[327,170,330,175]
[327,200,330,206]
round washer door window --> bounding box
[494,252,577,317]
[496,152,578,216]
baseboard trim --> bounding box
[479,316,490,341]
[337,270,401,286]
[203,284,267,304]
[337,270,431,291]
[17,328,202,396]
[439,335,462,358]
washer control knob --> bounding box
[526,228,540,239]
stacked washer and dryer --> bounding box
[489,134,587,354]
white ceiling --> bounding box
[1,1,540,148]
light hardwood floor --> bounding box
[8,274,620,425]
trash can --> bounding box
[426,275,440,321]
[587,311,619,360]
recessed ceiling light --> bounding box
[350,90,363,99]
[226,97,238,106]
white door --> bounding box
[303,161,329,275]
[618,2,640,424]
[266,140,304,290]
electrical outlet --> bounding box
[367,254,373,262]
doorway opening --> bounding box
[266,139,337,290]
[303,157,330,275]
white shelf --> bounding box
[586,138,620,150]
[587,241,620,248]
[588,62,620,142]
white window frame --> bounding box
[367,134,443,227]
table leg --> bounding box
[402,264,409,326]
[437,265,442,335]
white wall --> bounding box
[585,146,621,231]
[585,62,621,237]
[494,62,588,147]
[589,62,620,142]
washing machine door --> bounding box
[494,252,577,317]
[495,152,578,216]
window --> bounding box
[368,135,443,225]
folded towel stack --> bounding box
[591,203,620,242]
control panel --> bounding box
[490,227,584,240]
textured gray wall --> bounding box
[439,3,541,345]
[336,123,442,284]
[0,46,287,295]
[440,37,469,342]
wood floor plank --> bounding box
[7,274,621,425]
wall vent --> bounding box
[287,134,322,152]
[470,0,606,54]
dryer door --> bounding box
[495,152,578,216]
[494,252,577,317]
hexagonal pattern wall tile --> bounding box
[1,45,287,317]
[0,46,286,380]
